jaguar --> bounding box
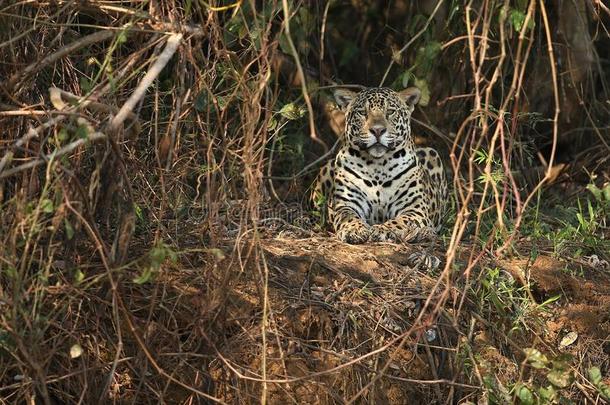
[314,86,447,244]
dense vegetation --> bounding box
[1,1,609,403]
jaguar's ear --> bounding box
[398,87,421,108]
[333,88,357,111]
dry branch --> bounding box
[110,33,183,131]
[379,0,446,87]
[5,30,115,91]
[0,132,107,180]
[0,128,39,175]
[50,87,141,135]
[281,0,327,152]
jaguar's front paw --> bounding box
[369,224,397,242]
[414,226,437,242]
[336,222,372,244]
[371,222,437,243]
[408,251,441,271]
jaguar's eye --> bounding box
[387,109,397,116]
[352,109,366,117]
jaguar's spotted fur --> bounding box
[314,87,447,244]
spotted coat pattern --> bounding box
[314,87,447,244]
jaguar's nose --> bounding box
[369,126,386,140]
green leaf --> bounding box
[80,76,92,93]
[509,9,526,32]
[499,5,509,22]
[5,266,18,279]
[551,353,573,369]
[508,8,534,32]
[58,128,69,142]
[116,30,128,44]
[278,33,291,54]
[586,184,602,201]
[223,16,243,45]
[134,204,144,221]
[537,294,561,309]
[149,243,178,270]
[588,367,602,385]
[517,385,534,405]
[279,103,305,120]
[414,41,442,77]
[587,366,610,401]
[524,348,549,369]
[64,219,75,240]
[400,70,415,88]
[603,183,610,201]
[194,91,208,112]
[149,249,165,269]
[76,124,89,140]
[215,95,227,111]
[74,269,84,284]
[207,248,226,260]
[41,199,54,213]
[538,385,557,401]
[133,267,154,284]
[547,368,573,388]
[297,7,314,33]
[413,77,430,107]
[267,117,278,131]
[530,245,539,261]
[587,183,610,202]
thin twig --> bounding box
[50,87,140,133]
[538,0,560,176]
[6,29,116,91]
[281,0,327,152]
[0,113,70,175]
[496,0,560,254]
[0,128,39,174]
[0,132,107,180]
[379,0,445,87]
[264,139,340,181]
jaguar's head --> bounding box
[333,87,420,158]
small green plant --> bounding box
[475,265,560,344]
[546,196,608,260]
[588,367,610,401]
[517,181,609,266]
[311,191,328,228]
[133,242,178,284]
[586,182,610,205]
[267,100,307,176]
[477,267,529,334]
[473,149,506,185]
[516,348,575,404]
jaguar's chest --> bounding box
[335,148,420,220]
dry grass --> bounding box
[1,1,609,404]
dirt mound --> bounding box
[205,237,458,403]
[503,255,610,339]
